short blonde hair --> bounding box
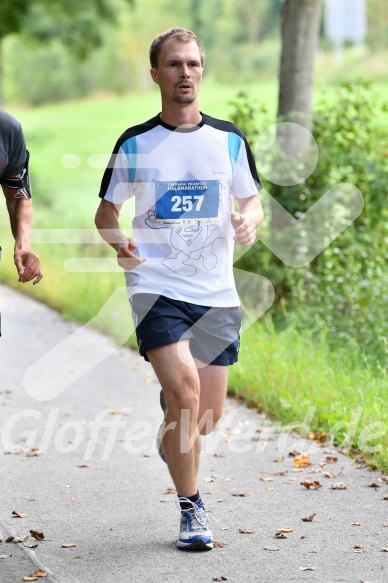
[149,28,205,69]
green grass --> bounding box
[1,81,387,470]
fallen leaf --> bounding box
[264,546,279,551]
[214,453,225,458]
[77,463,89,468]
[216,499,224,503]
[267,487,275,492]
[331,482,347,490]
[384,494,388,500]
[274,532,287,539]
[212,577,228,581]
[30,530,45,541]
[163,487,177,495]
[220,527,229,530]
[212,541,227,548]
[368,482,380,489]
[351,521,362,526]
[380,548,388,552]
[26,545,39,549]
[288,450,301,457]
[273,456,283,462]
[12,511,28,518]
[300,480,322,490]
[5,536,14,543]
[23,577,38,581]
[323,471,335,478]
[302,513,316,522]
[276,527,293,533]
[71,497,76,503]
[239,528,255,534]
[31,572,47,578]
[293,454,311,468]
[325,456,338,463]
[204,476,217,483]
[62,544,77,548]
[354,545,364,549]
[15,535,30,542]
[232,492,252,497]
[260,477,274,482]
[300,535,307,539]
[0,554,12,559]
[299,565,315,571]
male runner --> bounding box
[0,109,42,285]
[95,28,263,551]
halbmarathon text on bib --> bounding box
[154,179,220,225]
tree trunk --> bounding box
[277,0,322,150]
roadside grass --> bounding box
[229,317,388,472]
[1,81,387,471]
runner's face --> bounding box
[151,39,203,105]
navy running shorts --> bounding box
[130,293,241,366]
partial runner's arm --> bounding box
[2,184,43,284]
[95,198,146,270]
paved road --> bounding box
[0,285,387,583]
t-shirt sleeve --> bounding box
[6,124,27,176]
[99,140,134,204]
[229,132,261,199]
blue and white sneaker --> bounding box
[177,498,213,551]
[156,390,168,463]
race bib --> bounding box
[154,180,219,225]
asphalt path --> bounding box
[0,284,387,583]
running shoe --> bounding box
[177,497,213,551]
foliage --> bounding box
[230,82,388,367]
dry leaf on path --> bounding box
[276,527,294,533]
[299,565,315,571]
[31,572,47,578]
[239,528,255,534]
[232,492,252,497]
[380,548,388,552]
[15,535,29,542]
[30,530,45,541]
[212,577,228,581]
[325,456,338,463]
[384,494,388,500]
[264,546,280,551]
[351,521,361,526]
[204,476,217,483]
[212,541,227,548]
[331,482,347,490]
[293,454,311,468]
[77,463,89,468]
[274,532,287,539]
[5,536,14,543]
[163,486,177,495]
[62,544,77,548]
[368,482,380,489]
[302,513,316,522]
[0,554,12,559]
[323,471,335,478]
[214,453,225,458]
[300,480,322,490]
[260,477,274,482]
[12,511,28,518]
[273,456,283,462]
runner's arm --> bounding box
[2,184,43,284]
[95,199,146,269]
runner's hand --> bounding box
[231,212,256,247]
[117,237,146,270]
[15,250,43,285]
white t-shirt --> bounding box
[99,113,261,307]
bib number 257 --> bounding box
[171,195,204,213]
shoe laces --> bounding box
[176,497,209,529]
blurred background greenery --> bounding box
[0,0,387,469]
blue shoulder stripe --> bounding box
[121,137,137,183]
[228,132,243,171]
